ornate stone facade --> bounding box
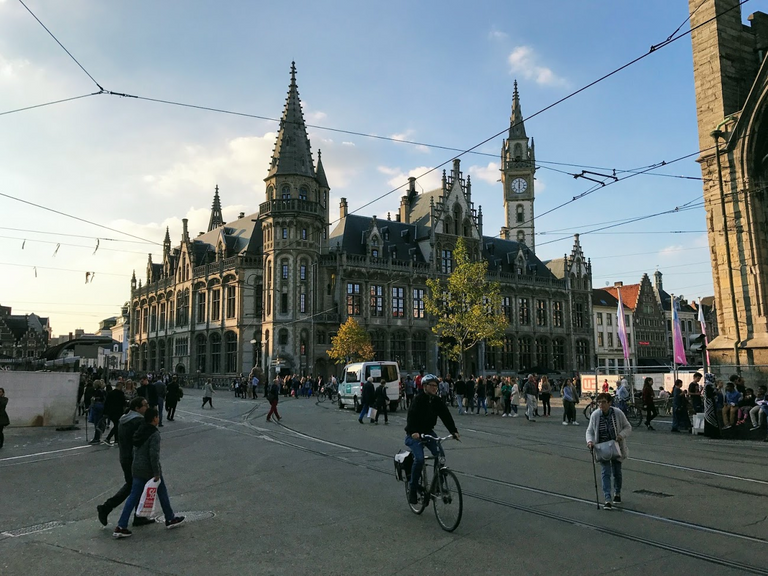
[128,64,593,381]
[689,1,768,367]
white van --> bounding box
[338,361,401,412]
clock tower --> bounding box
[501,80,536,251]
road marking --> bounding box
[0,445,92,462]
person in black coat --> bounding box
[165,379,182,421]
[359,377,376,424]
[103,382,127,445]
[374,381,389,424]
[136,376,158,408]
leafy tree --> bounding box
[425,237,506,376]
[327,317,375,364]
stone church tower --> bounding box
[261,62,330,375]
[501,81,536,250]
[689,0,768,369]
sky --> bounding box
[0,0,735,336]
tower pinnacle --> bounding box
[266,62,315,179]
[208,185,224,231]
[509,79,527,139]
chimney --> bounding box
[500,227,510,240]
[614,281,623,288]
[653,269,663,293]
[238,212,245,219]
[395,212,401,222]
[182,218,189,241]
[340,198,348,219]
[400,196,410,224]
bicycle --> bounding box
[583,394,597,421]
[394,434,463,532]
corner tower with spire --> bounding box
[500,80,537,251]
[259,62,331,377]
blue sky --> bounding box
[0,0,729,335]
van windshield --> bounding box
[364,364,398,382]
[345,370,360,383]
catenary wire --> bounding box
[0,92,102,117]
[17,0,104,90]
[0,227,157,244]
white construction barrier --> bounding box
[0,371,79,427]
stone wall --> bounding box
[0,371,79,427]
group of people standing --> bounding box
[80,373,183,445]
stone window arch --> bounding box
[453,205,462,235]
[516,204,524,223]
[281,185,291,199]
[514,143,523,160]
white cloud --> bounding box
[469,162,500,184]
[488,29,508,41]
[342,141,355,146]
[381,165,442,192]
[390,129,429,153]
[508,46,567,87]
[659,245,686,256]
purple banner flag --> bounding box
[672,296,687,365]
[616,288,630,361]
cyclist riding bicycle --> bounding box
[405,373,460,504]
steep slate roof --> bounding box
[193,211,262,258]
[266,62,316,180]
[5,317,28,340]
[482,236,555,277]
[328,214,427,263]
[407,189,442,234]
[592,288,619,307]
[657,288,697,313]
[604,284,640,311]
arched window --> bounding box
[463,218,471,237]
[518,336,532,370]
[390,331,407,367]
[371,330,386,361]
[552,339,565,371]
[535,338,549,369]
[281,185,291,199]
[299,186,308,201]
[210,333,222,373]
[516,204,524,223]
[195,334,206,373]
[278,329,289,346]
[149,341,157,372]
[412,332,427,371]
[576,340,590,371]
[225,331,238,373]
[267,185,274,200]
[453,205,462,236]
[514,143,523,160]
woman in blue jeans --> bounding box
[112,408,185,538]
[586,393,632,510]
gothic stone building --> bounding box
[690,0,768,367]
[128,64,593,381]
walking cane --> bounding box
[590,447,600,509]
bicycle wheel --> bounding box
[317,390,326,403]
[432,468,462,532]
[583,403,594,421]
[406,469,428,515]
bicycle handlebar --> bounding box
[420,434,456,443]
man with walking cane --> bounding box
[586,393,632,510]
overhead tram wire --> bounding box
[0,191,162,245]
[17,0,104,91]
[0,262,130,277]
[10,0,747,257]
[0,227,158,245]
[0,235,159,256]
[0,92,103,117]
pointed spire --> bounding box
[208,185,224,231]
[266,61,315,179]
[315,149,329,189]
[509,79,527,139]
[163,226,171,254]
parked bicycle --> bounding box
[394,434,463,532]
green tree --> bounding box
[425,237,506,375]
[327,317,375,364]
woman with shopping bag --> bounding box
[112,408,185,538]
[585,393,632,510]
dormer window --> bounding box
[372,238,379,247]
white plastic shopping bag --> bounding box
[136,478,161,518]
[367,407,377,419]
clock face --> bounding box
[511,178,528,194]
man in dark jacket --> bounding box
[137,376,158,409]
[103,381,127,445]
[112,408,185,538]
[405,374,459,504]
[358,377,376,424]
[374,381,389,425]
[454,376,466,415]
[98,397,149,527]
